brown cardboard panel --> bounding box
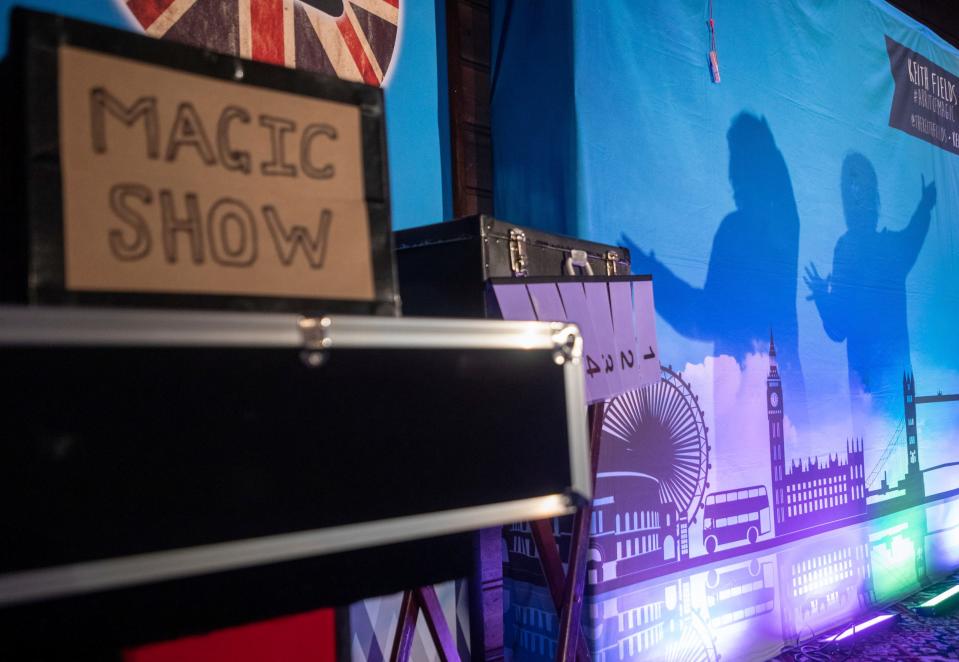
[58,45,374,301]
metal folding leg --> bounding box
[530,402,605,662]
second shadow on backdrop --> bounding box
[804,152,935,419]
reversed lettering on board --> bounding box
[491,278,659,403]
[583,281,622,397]
[609,280,644,392]
[632,279,660,386]
[58,45,375,300]
[557,281,610,402]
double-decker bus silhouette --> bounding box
[702,485,770,553]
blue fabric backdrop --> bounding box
[493,1,959,658]
[493,0,959,513]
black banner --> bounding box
[886,35,959,155]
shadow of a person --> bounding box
[624,112,807,426]
[804,152,935,414]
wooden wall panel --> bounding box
[446,4,500,658]
[446,0,494,218]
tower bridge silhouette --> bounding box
[865,375,959,511]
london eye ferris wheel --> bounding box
[602,365,711,560]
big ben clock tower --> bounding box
[768,333,786,531]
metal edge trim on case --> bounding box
[0,306,572,352]
[0,494,575,607]
[558,325,592,503]
[318,315,582,351]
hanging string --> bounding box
[708,0,721,83]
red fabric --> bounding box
[336,16,379,85]
[125,0,177,29]
[251,0,286,65]
[124,609,336,662]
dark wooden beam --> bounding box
[446,0,494,217]
[446,5,499,657]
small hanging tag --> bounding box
[709,50,721,84]
[707,9,720,85]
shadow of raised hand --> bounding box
[620,232,660,276]
[803,262,828,302]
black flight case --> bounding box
[394,214,631,661]
[0,306,590,657]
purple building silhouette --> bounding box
[586,473,678,588]
[776,534,873,641]
[503,519,564,585]
[503,473,678,591]
[767,334,867,536]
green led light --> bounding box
[921,584,959,608]
[869,508,926,603]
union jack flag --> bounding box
[122,0,401,87]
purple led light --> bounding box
[822,614,897,643]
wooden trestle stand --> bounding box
[532,401,605,662]
[389,402,605,662]
[389,586,461,662]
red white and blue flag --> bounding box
[121,0,401,86]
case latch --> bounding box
[298,316,332,367]
[564,249,594,276]
[605,250,620,276]
[508,228,529,277]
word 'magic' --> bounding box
[92,88,339,269]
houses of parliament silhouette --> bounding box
[766,330,957,534]
[766,334,866,535]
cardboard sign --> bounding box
[58,45,373,301]
[491,276,658,403]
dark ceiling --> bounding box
[886,0,959,49]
